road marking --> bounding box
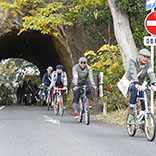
[0,106,5,110]
[147,20,156,26]
[43,115,60,125]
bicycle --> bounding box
[53,87,66,116]
[126,85,156,141]
[38,85,51,110]
[78,85,92,125]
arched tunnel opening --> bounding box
[0,30,73,82]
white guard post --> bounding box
[99,72,103,97]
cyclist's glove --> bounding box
[73,86,78,91]
[135,84,143,91]
[47,87,51,91]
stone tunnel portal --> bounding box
[0,31,73,84]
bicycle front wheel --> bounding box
[54,97,59,115]
[59,96,64,116]
[145,112,156,141]
[46,94,50,111]
[126,113,136,137]
[84,100,90,125]
[79,99,84,123]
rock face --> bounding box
[0,9,99,83]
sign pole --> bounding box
[151,8,155,114]
[151,44,154,114]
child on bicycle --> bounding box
[50,65,67,107]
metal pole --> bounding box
[151,45,154,114]
[151,8,155,114]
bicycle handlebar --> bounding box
[54,87,67,91]
[136,85,152,94]
[77,85,94,89]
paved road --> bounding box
[0,106,156,156]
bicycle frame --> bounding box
[54,88,65,100]
[53,87,65,116]
[80,86,88,102]
[78,85,90,125]
[135,87,151,124]
[126,85,156,141]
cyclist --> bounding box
[41,66,53,102]
[50,65,67,107]
[72,57,96,119]
[127,49,156,115]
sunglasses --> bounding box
[80,62,86,64]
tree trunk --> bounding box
[107,0,137,71]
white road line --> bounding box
[0,106,5,110]
[43,115,60,125]
[147,20,156,26]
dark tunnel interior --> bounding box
[0,31,61,77]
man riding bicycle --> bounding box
[50,65,67,107]
[41,66,53,102]
[127,49,156,115]
[72,57,96,119]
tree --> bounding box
[0,0,73,35]
[116,0,147,48]
[107,0,137,71]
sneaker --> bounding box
[88,101,92,109]
[74,113,79,119]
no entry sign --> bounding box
[145,11,156,35]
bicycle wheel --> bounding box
[59,96,64,116]
[79,99,84,123]
[126,113,136,137]
[84,100,90,125]
[46,94,50,111]
[145,112,156,141]
[54,97,59,115]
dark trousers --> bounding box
[73,84,91,113]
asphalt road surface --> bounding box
[0,106,156,156]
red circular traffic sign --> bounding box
[145,11,156,36]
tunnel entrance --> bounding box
[0,31,62,76]
[0,30,74,105]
